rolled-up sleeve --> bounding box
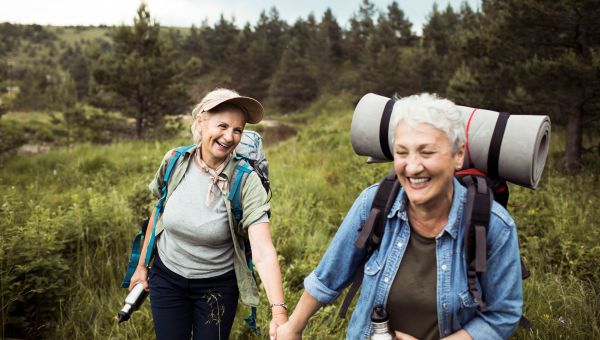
[303,186,375,304]
[148,150,172,199]
[240,172,270,234]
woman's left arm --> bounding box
[248,222,288,337]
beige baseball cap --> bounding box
[193,88,264,124]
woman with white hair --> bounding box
[277,93,522,339]
[128,88,287,339]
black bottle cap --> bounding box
[118,311,130,324]
[371,305,388,322]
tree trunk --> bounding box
[565,106,583,174]
[135,115,143,139]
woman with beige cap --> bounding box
[128,88,287,339]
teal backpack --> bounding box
[120,130,270,332]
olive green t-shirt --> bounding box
[386,227,439,340]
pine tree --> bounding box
[386,1,416,46]
[91,4,189,138]
[421,3,465,95]
[479,0,600,173]
[239,8,288,100]
[59,43,90,100]
[346,0,377,64]
[318,9,344,64]
[269,35,318,112]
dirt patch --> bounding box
[260,119,283,128]
[18,144,51,154]
[258,122,298,146]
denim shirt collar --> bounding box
[387,177,467,239]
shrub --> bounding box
[0,120,27,158]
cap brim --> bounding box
[203,96,264,124]
[226,97,264,124]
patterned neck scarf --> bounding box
[194,146,231,206]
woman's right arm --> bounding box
[276,291,323,339]
[128,207,157,291]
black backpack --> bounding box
[339,169,532,329]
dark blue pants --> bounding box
[149,254,239,340]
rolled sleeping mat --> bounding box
[351,93,551,189]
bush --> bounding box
[0,120,27,158]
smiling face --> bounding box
[197,107,246,169]
[393,121,465,211]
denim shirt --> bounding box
[304,178,522,339]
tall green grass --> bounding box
[1,97,598,339]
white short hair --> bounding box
[390,93,466,153]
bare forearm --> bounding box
[248,222,286,310]
[252,242,285,305]
[288,291,323,332]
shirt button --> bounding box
[443,303,448,309]
[397,241,403,247]
[445,329,450,335]
[384,277,389,283]
[441,264,448,270]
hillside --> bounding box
[1,95,598,338]
[1,23,189,69]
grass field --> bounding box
[1,95,598,339]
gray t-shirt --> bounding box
[157,160,267,279]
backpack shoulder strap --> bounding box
[339,171,400,318]
[462,174,492,311]
[163,145,195,184]
[228,158,254,223]
[457,170,533,328]
[144,145,194,266]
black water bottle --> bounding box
[117,283,148,323]
[370,305,393,340]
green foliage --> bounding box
[0,141,170,338]
[12,65,76,111]
[454,0,600,173]
[446,63,484,107]
[91,4,189,138]
[269,35,318,112]
[0,120,27,159]
[5,0,595,173]
[59,43,91,100]
[64,105,129,144]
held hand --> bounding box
[275,321,302,340]
[394,330,419,340]
[128,265,149,291]
[269,312,288,340]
